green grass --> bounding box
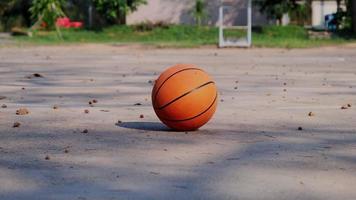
[13,25,355,48]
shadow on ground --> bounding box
[116,121,172,132]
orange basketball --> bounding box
[152,64,218,131]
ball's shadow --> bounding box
[116,121,175,132]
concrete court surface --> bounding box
[0,44,355,200]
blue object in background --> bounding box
[325,13,337,31]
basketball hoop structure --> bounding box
[219,0,252,48]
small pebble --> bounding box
[84,109,89,114]
[140,114,144,119]
[134,103,142,106]
[308,112,315,117]
[298,127,303,131]
[64,149,69,153]
[1,104,7,108]
[92,99,98,103]
[82,129,88,133]
[33,73,43,78]
[45,155,50,160]
[53,105,58,110]
[117,120,122,124]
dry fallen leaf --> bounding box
[16,108,29,115]
[341,105,348,110]
[13,122,21,128]
[308,112,315,117]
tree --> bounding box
[0,0,32,31]
[93,0,146,25]
[29,0,66,29]
[192,0,207,26]
[256,0,297,25]
[352,0,356,33]
[256,0,310,25]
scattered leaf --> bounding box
[341,105,348,109]
[140,114,144,119]
[82,129,88,133]
[13,122,21,128]
[45,155,50,160]
[84,109,89,114]
[1,104,7,108]
[308,112,315,117]
[134,103,142,106]
[16,108,29,115]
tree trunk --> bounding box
[352,0,356,33]
[336,0,341,11]
[116,9,126,25]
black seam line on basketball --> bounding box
[153,68,203,103]
[156,81,215,110]
[161,93,217,122]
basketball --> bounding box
[152,64,218,131]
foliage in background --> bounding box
[29,0,66,29]
[0,0,32,31]
[14,25,353,48]
[92,0,146,25]
[256,0,298,25]
[288,2,310,25]
[192,0,207,26]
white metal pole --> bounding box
[247,0,252,47]
[219,5,224,48]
